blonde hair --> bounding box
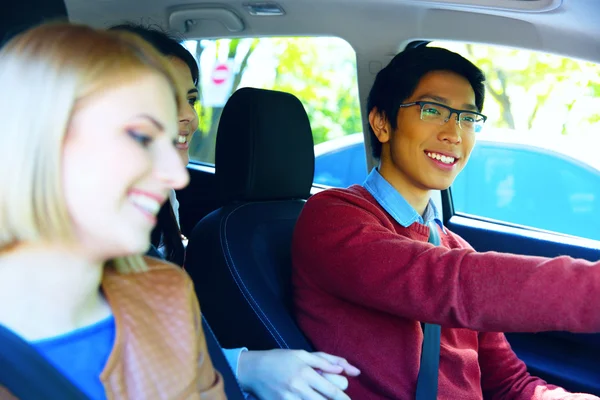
[0,23,185,273]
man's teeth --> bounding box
[129,194,160,215]
[178,135,187,144]
[427,152,455,164]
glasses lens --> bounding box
[420,103,449,123]
[459,113,485,133]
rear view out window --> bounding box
[432,41,600,240]
[184,37,362,170]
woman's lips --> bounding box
[176,133,189,150]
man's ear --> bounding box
[368,108,391,145]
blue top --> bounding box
[32,316,115,400]
[363,168,444,232]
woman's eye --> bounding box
[127,130,153,147]
[188,96,198,106]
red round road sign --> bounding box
[212,64,229,85]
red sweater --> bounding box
[292,185,600,399]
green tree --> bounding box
[189,36,362,164]
[269,37,361,145]
[189,38,259,163]
[452,43,600,136]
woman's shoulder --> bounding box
[143,255,184,273]
[140,256,193,288]
[102,257,199,336]
[103,256,194,297]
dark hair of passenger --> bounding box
[109,23,199,86]
[145,202,182,266]
[110,23,197,266]
[367,46,486,159]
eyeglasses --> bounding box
[398,101,487,133]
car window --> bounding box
[313,135,368,187]
[432,41,600,240]
[184,37,363,182]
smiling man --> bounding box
[292,46,600,399]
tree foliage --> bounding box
[443,42,600,136]
[189,38,600,164]
[189,37,361,163]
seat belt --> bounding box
[0,324,89,399]
[201,316,247,400]
[414,221,443,400]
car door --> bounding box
[446,183,600,395]
[429,37,600,394]
[447,145,600,395]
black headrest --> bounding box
[215,88,315,202]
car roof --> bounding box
[477,129,600,172]
[313,133,364,157]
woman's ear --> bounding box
[368,108,391,145]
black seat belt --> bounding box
[414,221,442,399]
[201,316,248,400]
[0,324,89,399]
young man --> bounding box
[292,46,600,399]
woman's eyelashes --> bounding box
[127,129,153,147]
[187,96,198,107]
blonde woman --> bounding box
[0,23,225,399]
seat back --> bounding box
[186,87,315,351]
[146,249,246,399]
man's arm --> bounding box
[293,189,600,333]
[478,332,598,399]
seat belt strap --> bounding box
[0,324,89,399]
[415,221,442,400]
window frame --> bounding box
[424,40,600,244]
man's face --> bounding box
[371,70,478,193]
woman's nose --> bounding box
[156,143,190,190]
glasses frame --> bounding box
[398,101,487,132]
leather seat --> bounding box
[186,87,315,352]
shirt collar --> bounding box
[363,168,445,232]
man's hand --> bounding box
[237,349,360,400]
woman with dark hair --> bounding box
[110,23,360,400]
[110,24,197,267]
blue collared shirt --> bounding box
[363,168,445,232]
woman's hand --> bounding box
[237,349,360,400]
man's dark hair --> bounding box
[367,46,486,159]
[109,23,199,86]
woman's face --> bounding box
[62,73,190,260]
[169,57,199,166]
